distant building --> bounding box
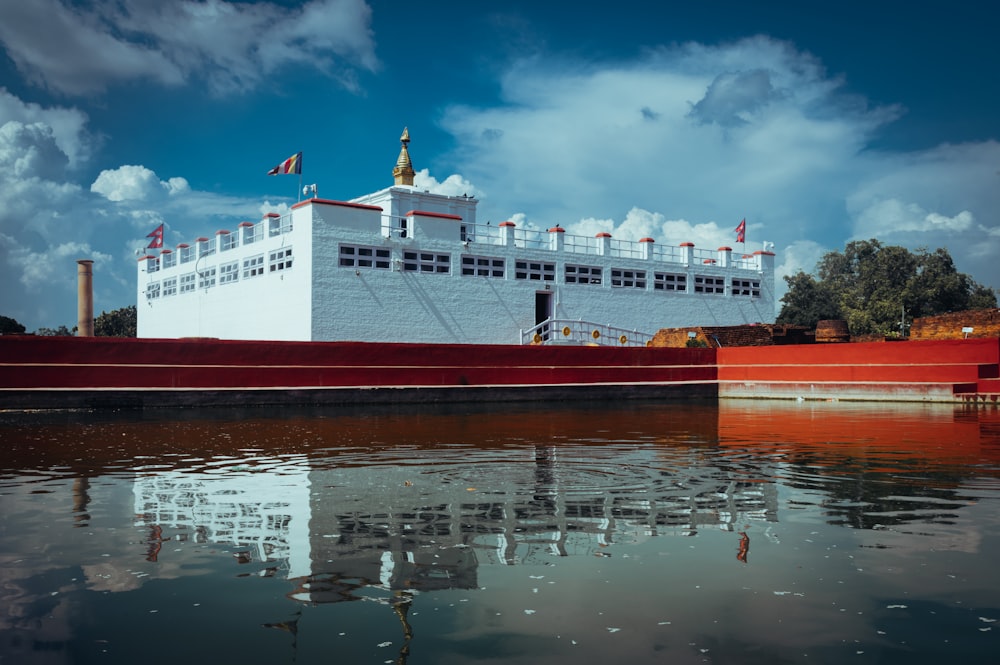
[136,129,776,343]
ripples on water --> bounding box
[1,400,999,664]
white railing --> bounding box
[521,318,655,347]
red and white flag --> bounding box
[146,223,164,249]
[735,218,746,244]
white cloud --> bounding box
[0,0,378,96]
[413,169,485,198]
[0,94,275,332]
[441,36,998,296]
[0,88,92,166]
[91,165,166,202]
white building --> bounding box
[137,129,776,344]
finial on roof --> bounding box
[393,126,415,186]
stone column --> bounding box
[77,259,94,337]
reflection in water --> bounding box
[1,401,999,664]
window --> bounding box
[146,257,160,273]
[269,214,293,237]
[219,261,239,285]
[179,246,194,264]
[514,260,555,281]
[242,223,262,245]
[694,275,725,294]
[162,252,176,269]
[654,272,687,292]
[340,244,391,269]
[219,233,237,252]
[198,238,215,257]
[269,247,293,273]
[460,225,474,242]
[461,255,505,277]
[243,254,265,279]
[611,268,646,288]
[162,277,177,297]
[146,281,160,299]
[565,264,602,285]
[732,278,761,297]
[198,266,216,289]
[180,273,196,293]
[403,250,450,274]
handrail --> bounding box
[521,318,655,347]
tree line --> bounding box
[1,305,137,337]
[777,239,997,336]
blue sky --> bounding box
[1,0,998,332]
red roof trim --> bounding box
[159,249,172,254]
[717,246,732,251]
[196,237,209,242]
[404,209,463,220]
[753,250,776,256]
[595,232,612,238]
[265,212,281,218]
[176,243,190,248]
[216,229,231,235]
[547,226,566,233]
[499,221,516,227]
[680,242,695,247]
[292,198,383,212]
[640,237,655,243]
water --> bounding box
[1,400,999,664]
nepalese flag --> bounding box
[735,218,746,243]
[267,151,302,175]
[146,223,164,249]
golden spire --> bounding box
[392,127,415,186]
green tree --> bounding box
[776,272,841,326]
[36,325,74,336]
[778,239,997,335]
[94,305,137,337]
[0,315,26,335]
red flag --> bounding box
[735,218,746,244]
[267,151,302,175]
[146,223,164,249]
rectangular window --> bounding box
[694,275,725,294]
[243,254,265,279]
[146,257,160,273]
[461,255,505,277]
[219,261,239,285]
[339,244,391,269]
[242,223,262,245]
[198,266,216,289]
[219,233,237,252]
[565,264,602,285]
[514,260,555,281]
[269,214,293,237]
[198,238,215,257]
[162,252,176,269]
[145,281,160,299]
[460,225,474,242]
[180,273,196,293]
[269,247,293,273]
[179,246,194,264]
[654,272,687,291]
[403,250,450,274]
[162,277,177,297]
[611,268,647,289]
[732,278,761,297]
